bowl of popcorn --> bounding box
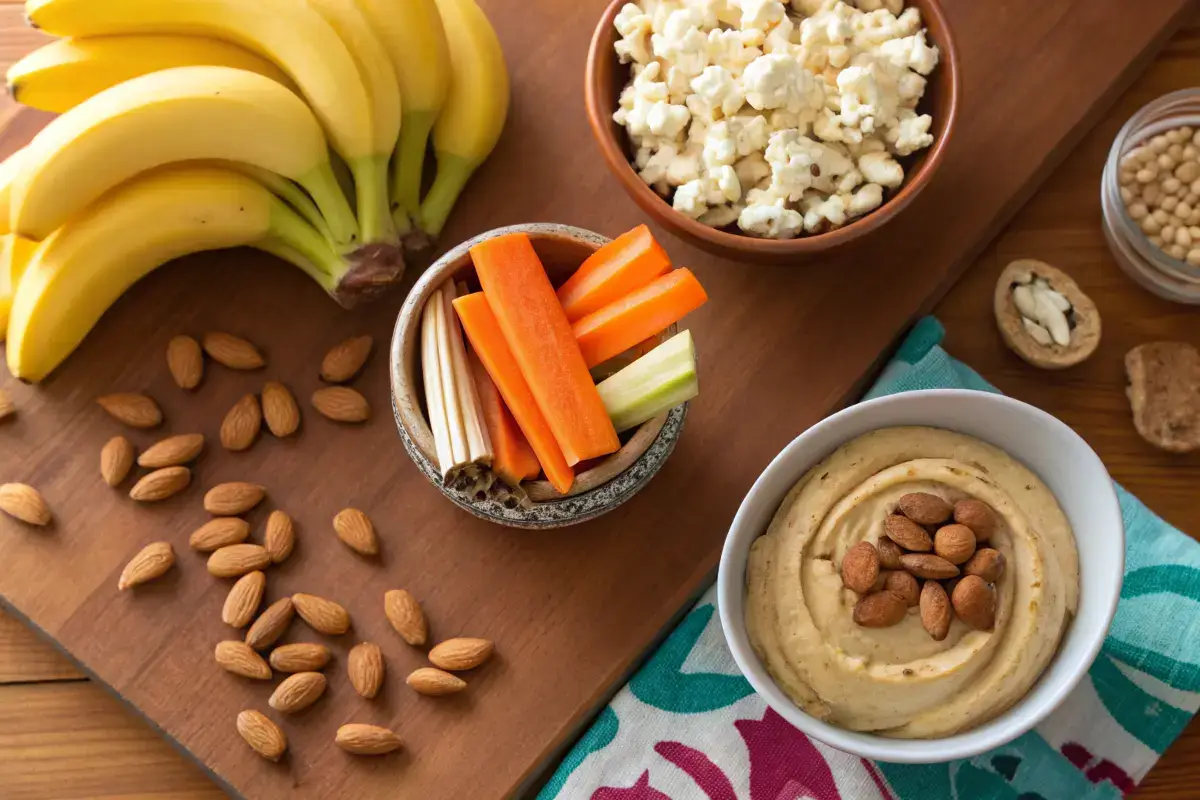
[586,0,960,263]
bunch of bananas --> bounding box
[0,0,510,382]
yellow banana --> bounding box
[357,0,451,224]
[10,66,358,247]
[0,147,26,237]
[0,234,37,342]
[7,35,297,114]
[6,166,348,382]
[418,0,510,237]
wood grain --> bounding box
[0,1,1195,799]
[0,610,81,683]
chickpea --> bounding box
[1136,167,1159,183]
[1143,184,1162,205]
[1127,202,1149,220]
[1169,243,1188,260]
[1185,145,1199,161]
[1178,228,1194,248]
[1183,126,1196,139]
[1120,185,1135,204]
[1162,196,1180,212]
[1121,154,1142,172]
[1158,153,1177,171]
[1189,225,1200,238]
[1169,143,1185,161]
[1153,208,1171,225]
[1167,128,1186,145]
[1177,202,1194,220]
[1188,248,1200,267]
[1190,209,1200,227]
[1151,134,1171,152]
[1188,193,1200,207]
[1120,169,1137,186]
[1163,177,1183,194]
[1150,235,1166,248]
[1143,216,1162,235]
[1162,224,1177,243]
[1191,178,1200,195]
[1176,161,1200,183]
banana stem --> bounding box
[297,162,361,251]
[417,152,479,239]
[350,154,400,243]
[261,199,347,293]
[392,109,437,223]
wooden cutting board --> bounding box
[0,1,1191,797]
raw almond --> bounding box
[883,515,932,552]
[269,643,331,673]
[334,508,378,556]
[262,381,300,438]
[0,389,13,421]
[876,537,903,570]
[166,335,204,390]
[0,483,51,526]
[429,638,494,671]
[384,589,428,646]
[268,671,326,713]
[852,591,906,628]
[118,541,174,590]
[348,642,385,699]
[204,482,265,515]
[100,436,135,486]
[899,553,960,580]
[839,541,879,594]
[897,492,952,526]
[236,710,286,762]
[97,393,162,428]
[293,593,350,635]
[311,386,370,423]
[407,667,467,696]
[963,548,1006,583]
[954,498,997,542]
[934,524,976,565]
[335,723,401,755]
[951,575,996,631]
[885,570,920,607]
[215,640,272,680]
[264,510,295,564]
[321,335,373,383]
[245,597,294,650]
[189,517,251,552]
[138,433,205,468]
[920,580,952,641]
[220,393,262,451]
[222,571,266,628]
[203,332,264,370]
[207,544,271,578]
[129,467,191,502]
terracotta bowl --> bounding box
[584,0,961,264]
[389,223,688,529]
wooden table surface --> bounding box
[2,6,1200,800]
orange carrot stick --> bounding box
[453,292,574,493]
[467,346,541,487]
[557,224,671,322]
[471,233,619,465]
[572,268,708,369]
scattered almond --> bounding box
[261,381,300,438]
[335,723,401,756]
[312,387,370,423]
[293,593,350,635]
[221,393,262,451]
[384,589,428,646]
[215,640,272,680]
[334,508,378,556]
[269,643,331,673]
[933,524,976,565]
[954,499,997,542]
[321,335,373,383]
[100,436,135,486]
[885,570,920,607]
[269,671,326,713]
[118,542,174,590]
[852,590,907,628]
[245,597,294,650]
[407,667,467,696]
[897,492,952,526]
[0,389,13,422]
[97,393,162,428]
[899,553,960,580]
[264,510,295,564]
[204,482,265,515]
[189,517,251,552]
[207,544,271,578]
[348,642,385,699]
[839,541,879,594]
[236,710,287,762]
[920,580,952,641]
[0,483,51,526]
[138,433,205,468]
[883,514,932,552]
[203,332,264,370]
[222,571,266,628]
[129,466,191,502]
[429,638,494,671]
[166,335,204,390]
[876,537,903,570]
[951,575,996,631]
[963,548,1006,583]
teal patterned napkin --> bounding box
[538,317,1200,800]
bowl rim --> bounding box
[716,388,1124,762]
[584,0,962,257]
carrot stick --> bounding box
[468,346,541,487]
[470,233,619,465]
[572,268,709,369]
[557,224,671,322]
[453,292,575,493]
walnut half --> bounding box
[993,259,1101,369]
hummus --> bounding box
[745,426,1079,738]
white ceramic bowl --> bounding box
[717,389,1123,763]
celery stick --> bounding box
[596,330,698,432]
